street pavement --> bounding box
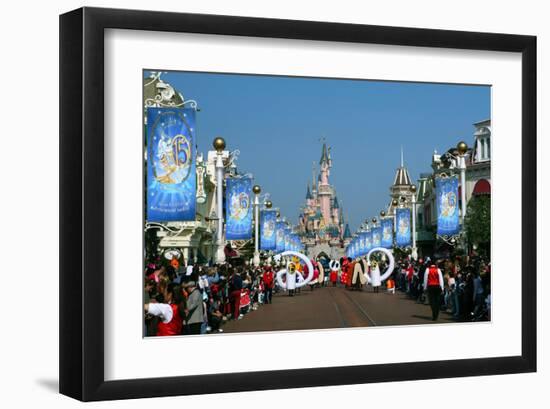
[222,285,456,333]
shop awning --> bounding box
[472,179,491,196]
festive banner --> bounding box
[358,233,366,256]
[396,208,411,247]
[365,230,372,254]
[225,177,253,240]
[275,222,285,253]
[381,218,393,248]
[372,227,382,248]
[284,228,291,252]
[292,234,300,252]
[436,176,460,237]
[146,108,196,222]
[260,210,277,250]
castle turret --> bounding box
[306,183,313,206]
[389,147,413,214]
[318,143,332,224]
[332,196,340,225]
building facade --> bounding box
[414,119,491,257]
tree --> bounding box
[464,195,491,255]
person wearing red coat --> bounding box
[262,266,275,304]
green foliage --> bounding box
[464,195,491,246]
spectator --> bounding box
[183,281,204,335]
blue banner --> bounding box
[275,222,285,253]
[396,208,411,247]
[146,108,196,222]
[260,210,277,250]
[358,233,366,256]
[372,227,382,248]
[436,176,460,236]
[291,234,300,252]
[365,230,372,254]
[381,218,393,248]
[284,228,291,252]
[225,177,253,240]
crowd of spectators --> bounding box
[392,255,491,321]
[143,253,279,336]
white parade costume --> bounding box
[275,251,314,294]
[285,269,297,290]
[370,263,382,287]
[352,260,367,285]
[317,262,325,284]
[365,247,395,290]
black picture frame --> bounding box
[60,7,537,401]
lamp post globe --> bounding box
[253,185,261,195]
[213,136,226,152]
[410,184,417,193]
[457,141,468,155]
[380,210,386,217]
[265,200,273,209]
[392,199,398,207]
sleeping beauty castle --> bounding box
[298,142,351,259]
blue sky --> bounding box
[146,70,490,233]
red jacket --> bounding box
[427,266,441,287]
[406,266,414,282]
[157,304,183,336]
[263,271,274,288]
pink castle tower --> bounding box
[318,143,332,224]
[332,196,340,225]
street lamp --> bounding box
[213,137,226,264]
[456,141,468,226]
[410,184,418,260]
[391,199,398,234]
[253,184,261,267]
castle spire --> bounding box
[343,223,352,239]
[400,145,404,167]
[306,183,312,200]
[311,161,317,193]
[319,143,329,165]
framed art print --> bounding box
[60,7,537,401]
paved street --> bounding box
[223,286,456,333]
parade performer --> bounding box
[423,262,444,320]
[307,260,320,291]
[317,259,325,287]
[329,260,340,286]
[340,258,350,287]
[365,247,395,294]
[351,258,367,290]
[386,277,396,294]
[275,251,314,296]
[345,259,354,288]
[369,260,382,292]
